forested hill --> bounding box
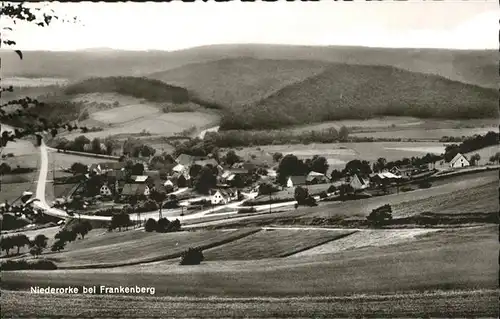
[220,63,499,130]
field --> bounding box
[2,77,69,87]
[203,229,355,260]
[0,182,36,203]
[62,111,219,141]
[2,289,497,318]
[351,127,498,140]
[236,141,451,171]
[43,228,260,268]
[2,226,497,300]
[291,229,443,257]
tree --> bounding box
[150,189,167,219]
[273,152,283,163]
[258,182,280,196]
[343,160,372,176]
[74,220,92,239]
[180,248,204,265]
[224,150,241,167]
[12,234,30,254]
[294,186,309,205]
[131,163,144,175]
[111,213,131,231]
[0,236,14,255]
[73,135,91,152]
[70,162,88,175]
[373,157,387,173]
[31,234,48,250]
[470,153,481,166]
[330,169,343,181]
[144,218,157,232]
[309,155,329,174]
[91,137,102,154]
[51,239,66,252]
[29,245,43,258]
[194,166,217,194]
[189,164,202,180]
[156,217,171,233]
[1,3,79,152]
[489,152,500,165]
[339,126,349,141]
[277,154,308,185]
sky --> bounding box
[3,1,498,51]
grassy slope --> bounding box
[204,229,354,260]
[2,226,497,300]
[43,228,260,268]
[2,45,496,89]
[149,58,330,106]
[221,64,498,130]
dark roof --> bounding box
[288,176,307,185]
[121,183,148,196]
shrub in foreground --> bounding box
[366,204,393,226]
[180,248,204,265]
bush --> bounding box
[180,248,204,265]
[144,218,157,232]
[327,185,337,193]
[367,204,393,226]
[156,218,171,233]
[51,240,66,252]
[0,259,57,271]
[319,191,328,199]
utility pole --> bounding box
[269,192,271,214]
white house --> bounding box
[99,184,113,197]
[210,189,238,205]
[172,163,186,174]
[350,174,370,191]
[449,153,470,168]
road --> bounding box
[34,140,270,223]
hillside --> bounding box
[1,44,496,88]
[220,64,499,130]
[149,58,330,106]
[63,76,190,103]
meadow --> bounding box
[2,226,497,299]
[203,228,355,260]
[44,228,260,268]
[236,141,451,170]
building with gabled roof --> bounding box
[449,153,470,168]
[350,174,370,191]
[121,183,150,197]
[286,176,307,188]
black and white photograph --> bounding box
[0,1,498,317]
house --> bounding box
[176,154,196,166]
[210,188,239,205]
[370,172,401,186]
[121,183,150,197]
[99,184,113,197]
[172,163,186,174]
[286,176,307,188]
[349,174,370,191]
[389,165,416,179]
[89,162,126,174]
[306,171,330,184]
[449,153,470,168]
[194,158,219,168]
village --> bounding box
[27,146,481,222]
